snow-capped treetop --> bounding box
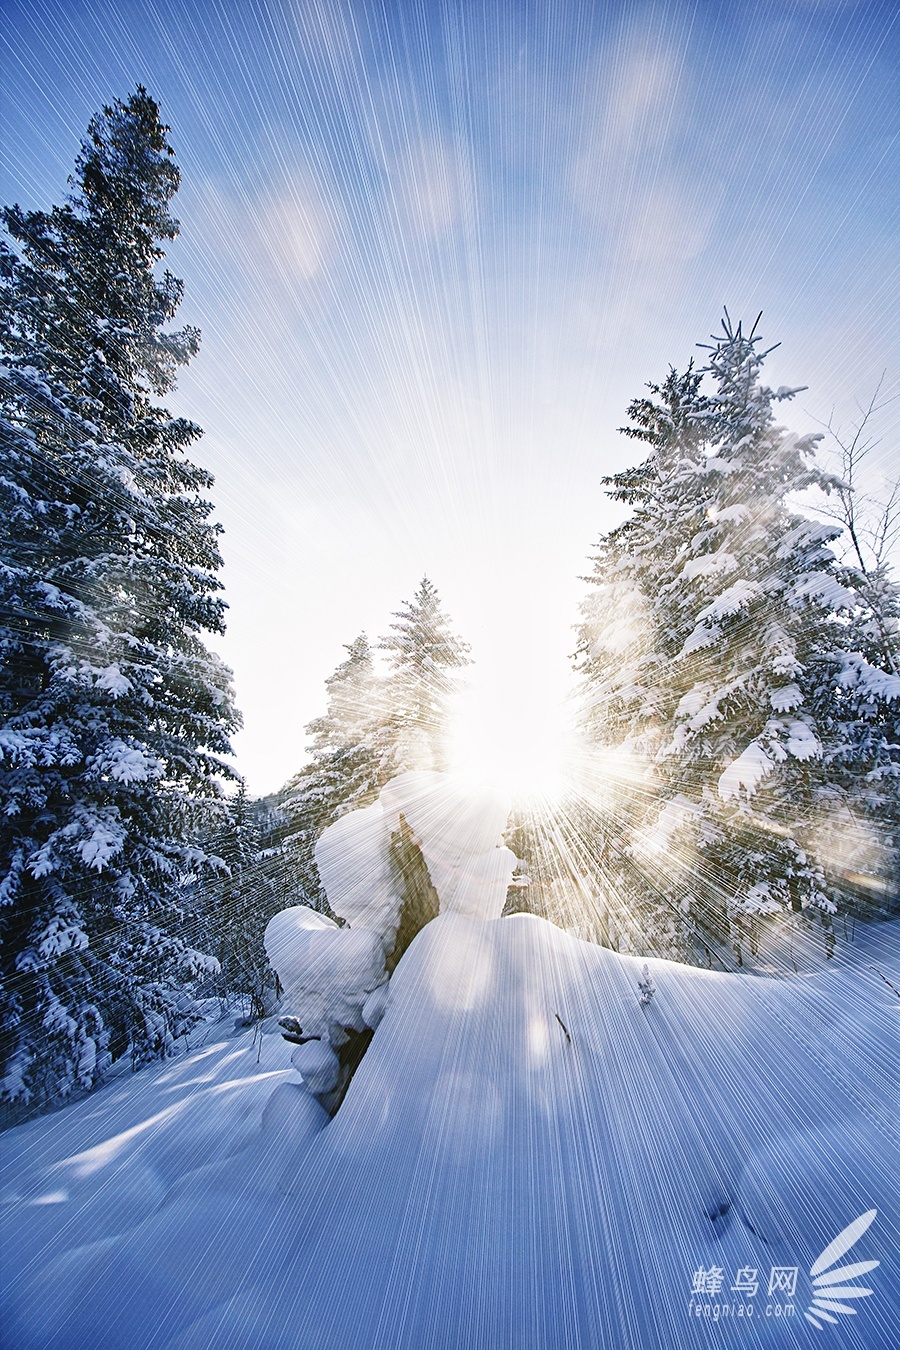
[379,577,471,775]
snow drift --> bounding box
[1,773,897,1349]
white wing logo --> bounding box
[805,1209,879,1330]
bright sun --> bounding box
[447,678,572,802]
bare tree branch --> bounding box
[809,376,900,676]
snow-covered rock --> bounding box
[421,837,517,920]
[362,982,390,1029]
[260,1080,330,1146]
[290,1040,341,1094]
[266,773,516,1059]
[314,800,400,934]
[264,906,387,1041]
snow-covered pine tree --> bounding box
[576,363,708,763]
[0,89,239,1109]
[574,365,714,958]
[281,587,471,914]
[379,577,471,775]
[577,315,872,965]
[298,633,387,823]
[282,634,385,909]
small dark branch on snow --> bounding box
[869,965,900,1001]
[638,963,656,1008]
[554,1012,571,1044]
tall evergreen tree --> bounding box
[574,363,719,958]
[299,633,387,822]
[576,315,895,964]
[282,634,385,910]
[0,89,239,1108]
[282,585,471,911]
[379,577,471,775]
[576,363,708,766]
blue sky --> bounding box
[2,0,898,793]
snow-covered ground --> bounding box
[1,776,898,1348]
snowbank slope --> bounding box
[2,915,897,1348]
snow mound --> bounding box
[314,800,399,933]
[266,772,516,1068]
[264,905,387,1042]
[422,836,518,920]
[379,771,517,919]
[291,1039,341,1094]
[380,770,511,860]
